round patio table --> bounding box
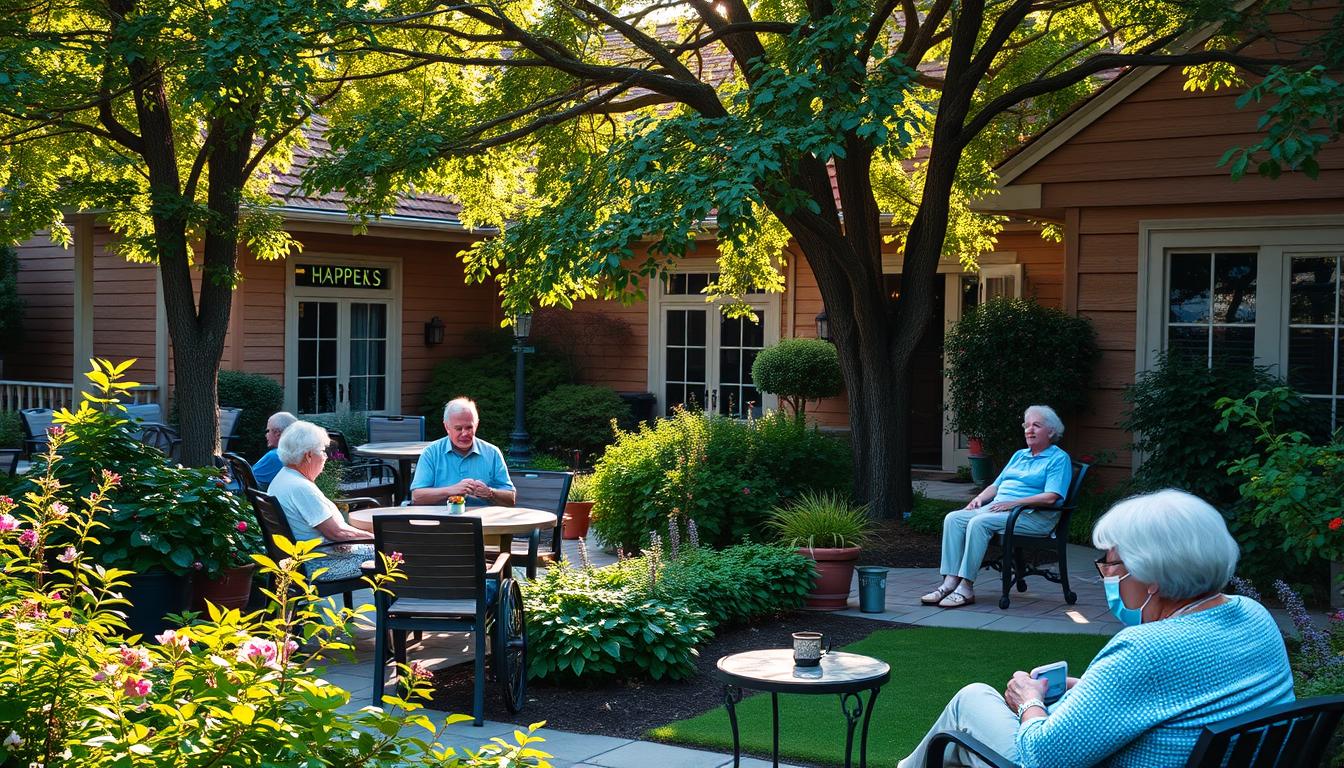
[713,648,890,768]
[347,505,556,551]
[353,441,433,503]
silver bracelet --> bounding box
[1016,697,1046,719]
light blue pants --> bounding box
[940,507,1060,581]
[897,683,1021,768]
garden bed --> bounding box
[428,611,892,739]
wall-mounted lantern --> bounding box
[815,311,831,342]
[423,315,446,346]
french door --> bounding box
[294,299,392,415]
[662,307,768,417]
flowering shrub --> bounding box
[1232,578,1344,701]
[0,432,551,767]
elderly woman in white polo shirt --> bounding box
[921,405,1072,608]
[267,420,373,581]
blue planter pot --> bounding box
[968,455,994,487]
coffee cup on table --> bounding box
[792,631,828,667]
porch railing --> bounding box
[0,381,159,412]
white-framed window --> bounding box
[647,262,780,418]
[1138,217,1344,432]
[978,263,1024,303]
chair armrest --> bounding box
[925,731,1016,768]
[315,538,375,551]
[486,552,512,578]
[335,497,382,513]
[1005,501,1066,535]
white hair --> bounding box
[1025,404,1065,443]
[277,421,330,466]
[268,411,298,431]
[443,397,480,423]
[1092,489,1239,599]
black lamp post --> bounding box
[815,311,831,342]
[507,313,534,467]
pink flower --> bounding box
[122,677,152,697]
[235,637,279,666]
[389,551,404,564]
[409,660,434,681]
[92,664,117,682]
[1331,517,1343,532]
[119,644,153,672]
[47,425,64,436]
[48,590,63,601]
[17,529,36,549]
[155,629,191,651]
[741,486,751,495]
[235,521,248,532]
[49,501,68,518]
[0,514,17,532]
[56,547,77,564]
[102,470,121,486]
[331,451,347,461]
[192,561,203,571]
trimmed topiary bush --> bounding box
[527,384,631,464]
[945,297,1099,460]
[217,370,283,460]
[751,338,843,418]
[590,409,850,553]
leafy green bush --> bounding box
[568,472,595,502]
[750,338,843,418]
[0,410,22,448]
[524,453,569,471]
[1220,388,1344,565]
[310,409,370,447]
[590,409,850,553]
[22,361,260,577]
[218,369,284,460]
[906,492,965,535]
[1121,353,1321,506]
[522,562,711,683]
[527,384,631,463]
[945,298,1099,460]
[0,454,549,767]
[768,491,872,549]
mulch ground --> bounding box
[861,518,945,568]
[428,612,899,739]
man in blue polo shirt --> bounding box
[409,397,516,507]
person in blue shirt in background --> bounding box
[251,411,296,487]
[922,405,1073,608]
[410,397,516,507]
[898,489,1293,768]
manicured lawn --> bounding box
[648,626,1111,766]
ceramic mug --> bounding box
[792,631,829,667]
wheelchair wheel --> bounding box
[494,578,528,713]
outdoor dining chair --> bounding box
[486,470,571,579]
[326,429,399,504]
[0,448,20,477]
[244,488,379,610]
[222,451,259,494]
[924,694,1344,767]
[982,460,1089,610]
[139,423,183,461]
[366,414,426,443]
[370,514,527,723]
[218,407,243,454]
[19,407,54,457]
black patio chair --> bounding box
[925,694,1344,767]
[370,514,527,724]
[222,451,258,494]
[244,488,378,610]
[19,407,54,458]
[366,414,426,443]
[983,460,1089,610]
[219,407,243,453]
[326,429,399,504]
[139,423,183,461]
[485,470,571,579]
[0,448,21,477]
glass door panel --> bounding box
[718,315,765,417]
[664,308,708,414]
[297,301,339,414]
[348,302,389,412]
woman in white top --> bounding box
[266,421,372,581]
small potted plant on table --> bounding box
[769,491,873,610]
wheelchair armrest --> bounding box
[486,552,512,579]
[925,731,1016,768]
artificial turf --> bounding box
[647,626,1111,766]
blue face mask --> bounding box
[1103,574,1153,626]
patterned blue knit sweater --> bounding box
[1015,595,1294,767]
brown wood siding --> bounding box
[10,233,75,382]
[92,227,158,384]
[999,229,1064,307]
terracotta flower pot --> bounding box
[967,437,986,457]
[191,564,257,613]
[798,546,862,611]
[562,501,593,540]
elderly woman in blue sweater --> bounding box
[898,489,1294,768]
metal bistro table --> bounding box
[347,505,556,552]
[353,441,433,503]
[714,649,890,768]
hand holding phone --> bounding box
[1030,661,1068,704]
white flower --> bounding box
[3,731,22,749]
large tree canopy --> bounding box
[0,0,387,464]
[303,0,1341,515]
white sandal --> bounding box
[938,591,975,608]
[920,585,956,605]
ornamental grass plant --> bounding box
[0,427,550,767]
[768,491,873,550]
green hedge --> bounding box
[0,410,22,449]
[217,370,283,460]
[528,384,631,463]
[590,409,850,553]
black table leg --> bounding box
[839,690,867,768]
[860,687,880,768]
[723,684,744,767]
[771,692,780,768]
[398,458,413,503]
